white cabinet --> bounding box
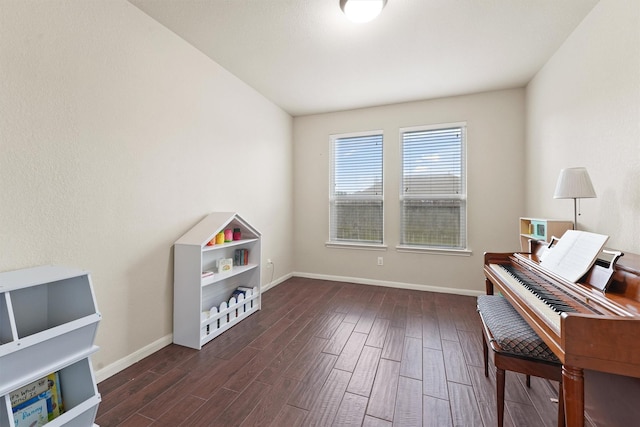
[0,265,101,427]
[173,212,261,350]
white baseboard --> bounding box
[292,271,484,297]
[95,334,173,383]
[262,272,292,292]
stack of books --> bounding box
[11,372,64,426]
[234,248,249,266]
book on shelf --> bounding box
[11,372,64,425]
[10,376,49,408]
[231,288,247,301]
[233,248,250,266]
[12,390,51,427]
[201,270,214,278]
[231,286,258,300]
[47,372,64,419]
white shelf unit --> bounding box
[173,212,261,350]
[519,217,574,252]
[0,265,101,427]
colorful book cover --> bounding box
[10,377,49,408]
[47,372,63,420]
[12,390,51,427]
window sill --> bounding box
[325,242,388,251]
[396,245,472,257]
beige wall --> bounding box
[293,89,526,294]
[4,0,636,384]
[0,0,293,379]
[526,0,640,253]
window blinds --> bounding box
[401,126,466,249]
[330,133,383,244]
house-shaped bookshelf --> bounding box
[173,212,261,350]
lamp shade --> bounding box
[340,0,387,23]
[553,167,597,199]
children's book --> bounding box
[12,390,52,427]
[10,376,49,408]
[47,372,64,419]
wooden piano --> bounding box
[484,241,640,427]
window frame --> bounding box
[327,130,386,250]
[397,122,470,256]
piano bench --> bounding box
[477,295,564,427]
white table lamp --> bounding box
[553,167,596,230]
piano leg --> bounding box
[485,277,494,295]
[562,365,584,427]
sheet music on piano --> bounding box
[540,230,609,283]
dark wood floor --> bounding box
[96,277,563,427]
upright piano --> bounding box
[484,241,640,427]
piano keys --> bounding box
[488,262,572,332]
[484,242,640,427]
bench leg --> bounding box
[497,366,505,427]
[483,334,489,377]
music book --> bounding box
[540,230,609,283]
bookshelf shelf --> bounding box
[0,265,101,427]
[173,212,261,350]
[202,238,258,252]
[201,264,259,287]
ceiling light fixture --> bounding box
[340,0,387,23]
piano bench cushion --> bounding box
[477,295,559,363]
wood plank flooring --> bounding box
[96,277,563,427]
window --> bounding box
[400,124,466,250]
[330,131,383,245]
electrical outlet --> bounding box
[377,256,383,266]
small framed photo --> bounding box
[218,258,233,273]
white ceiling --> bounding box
[129,0,599,116]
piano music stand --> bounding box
[581,250,624,292]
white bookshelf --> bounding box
[0,265,101,427]
[173,212,261,350]
[519,217,574,252]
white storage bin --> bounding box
[0,266,101,427]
